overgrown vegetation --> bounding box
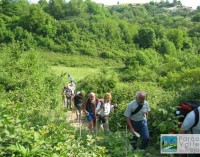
[0,0,200,156]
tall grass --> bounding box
[51,66,99,82]
[41,50,124,68]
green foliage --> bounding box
[0,1,200,156]
[0,44,109,156]
[20,5,57,37]
[188,25,200,38]
[192,12,200,22]
[157,38,176,54]
[48,0,67,20]
[135,27,156,49]
[78,72,118,98]
[0,0,199,59]
[167,28,185,50]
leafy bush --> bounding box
[0,44,107,156]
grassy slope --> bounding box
[51,66,99,82]
[41,50,124,82]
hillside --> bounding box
[0,0,200,156]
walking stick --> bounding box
[70,102,72,122]
[95,115,97,148]
[126,125,128,157]
[78,111,82,137]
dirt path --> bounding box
[65,108,89,130]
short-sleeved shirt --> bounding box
[124,100,150,121]
[181,106,200,134]
[95,100,111,117]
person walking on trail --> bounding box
[68,80,76,95]
[64,85,73,109]
[74,91,84,121]
[179,106,200,157]
[82,92,99,133]
[67,81,76,108]
[61,85,68,108]
[124,91,150,150]
[95,93,112,135]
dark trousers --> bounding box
[130,120,150,150]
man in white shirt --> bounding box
[181,106,200,134]
[180,106,200,157]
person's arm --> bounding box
[146,112,149,119]
[96,101,105,114]
[180,111,195,133]
[126,117,134,133]
[81,99,88,114]
[146,102,150,119]
[95,102,101,114]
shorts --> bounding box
[98,116,108,124]
[86,112,95,122]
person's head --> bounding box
[135,91,147,105]
[104,93,112,103]
[89,92,95,101]
[79,92,84,97]
[64,85,68,89]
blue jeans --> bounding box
[130,120,150,150]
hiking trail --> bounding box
[65,108,89,130]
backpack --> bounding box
[66,88,72,98]
[175,101,200,133]
[85,97,100,113]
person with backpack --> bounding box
[175,101,200,135]
[66,81,76,109]
[65,85,73,109]
[180,106,200,157]
[124,91,150,150]
[95,93,112,135]
[61,85,68,108]
[74,91,84,121]
[82,92,99,133]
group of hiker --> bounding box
[82,92,113,135]
[61,80,115,135]
[62,83,150,150]
[62,79,200,155]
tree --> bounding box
[135,27,156,49]
[65,0,86,16]
[20,5,57,37]
[188,25,200,38]
[157,39,176,54]
[0,0,30,16]
[85,0,103,15]
[192,12,200,22]
[38,0,48,12]
[167,29,184,50]
[48,0,67,19]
